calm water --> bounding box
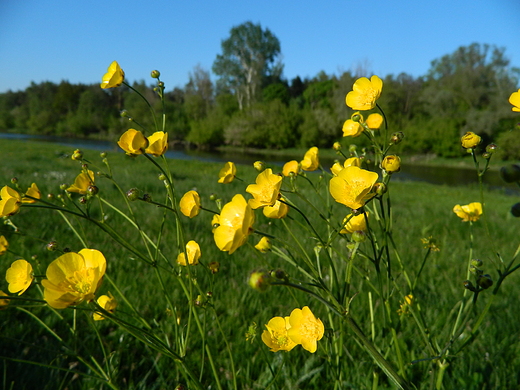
[1,132,518,194]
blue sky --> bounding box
[1,0,519,93]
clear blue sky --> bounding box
[1,0,519,93]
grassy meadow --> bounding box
[1,139,520,390]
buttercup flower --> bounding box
[262,316,297,352]
[41,249,107,309]
[253,161,265,172]
[213,194,255,254]
[177,240,201,266]
[346,75,383,110]
[263,199,289,219]
[0,235,8,255]
[282,160,300,177]
[461,132,481,149]
[22,183,41,203]
[67,170,95,194]
[145,131,168,156]
[255,237,272,253]
[287,306,324,353]
[218,162,236,183]
[179,190,201,218]
[93,292,117,321]
[246,169,282,209]
[366,113,384,130]
[381,155,401,173]
[453,202,482,222]
[301,147,319,171]
[341,213,369,234]
[509,89,520,112]
[330,166,379,209]
[0,186,21,217]
[331,162,344,176]
[100,61,125,89]
[6,259,34,295]
[342,119,364,137]
[344,157,362,168]
[118,129,148,155]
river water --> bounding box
[1,132,518,194]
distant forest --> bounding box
[1,41,519,159]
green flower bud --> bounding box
[390,132,405,145]
[485,143,498,154]
[71,149,83,161]
[373,182,387,196]
[482,152,491,159]
[46,241,58,251]
[143,193,152,203]
[463,280,476,292]
[79,196,87,204]
[477,274,493,289]
[87,185,99,196]
[120,110,129,118]
[151,70,161,78]
[352,230,366,243]
[470,259,483,267]
[348,144,357,153]
[158,173,166,181]
[47,193,54,200]
[126,188,140,201]
[209,193,217,201]
[100,152,107,158]
[248,269,273,292]
[469,265,483,276]
[333,142,342,151]
[60,184,68,191]
[11,177,18,184]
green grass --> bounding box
[1,139,520,390]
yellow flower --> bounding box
[509,89,520,112]
[6,259,34,295]
[218,162,236,183]
[282,160,300,177]
[333,142,342,151]
[331,162,344,176]
[461,132,481,149]
[346,75,383,110]
[255,237,272,253]
[22,183,41,203]
[0,235,8,255]
[100,61,125,89]
[41,249,107,309]
[0,186,21,217]
[93,292,117,321]
[341,213,369,234]
[253,161,265,172]
[145,131,168,156]
[118,129,149,155]
[342,119,364,137]
[453,202,482,222]
[0,290,9,310]
[262,316,297,352]
[213,194,255,254]
[330,166,379,209]
[398,294,414,316]
[67,170,95,194]
[366,113,383,130]
[301,147,319,171]
[381,155,401,173]
[287,306,324,353]
[246,169,282,209]
[177,240,201,266]
[179,190,201,218]
[263,199,289,219]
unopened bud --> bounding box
[373,182,387,196]
[71,149,83,161]
[143,193,152,203]
[352,230,366,243]
[79,196,87,204]
[158,173,166,181]
[87,185,99,196]
[463,280,476,292]
[482,152,491,159]
[471,259,483,267]
[390,132,404,145]
[208,261,220,274]
[253,161,265,172]
[348,144,357,153]
[47,193,54,200]
[126,188,140,201]
[209,193,217,201]
[120,110,129,118]
[46,241,58,251]
[477,274,493,289]
[100,152,107,158]
[469,265,483,276]
[248,269,273,292]
[333,142,341,151]
[151,70,161,79]
[485,144,498,154]
[11,177,18,184]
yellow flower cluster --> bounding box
[118,129,168,157]
[0,183,41,217]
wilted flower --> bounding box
[341,213,369,234]
[263,199,289,219]
[100,61,125,89]
[118,129,148,155]
[41,249,107,309]
[213,194,255,254]
[93,292,117,321]
[346,75,383,110]
[0,186,21,217]
[381,155,401,173]
[461,132,481,149]
[145,131,168,156]
[67,170,95,194]
[453,202,482,222]
[509,89,520,112]
[254,237,272,253]
[0,235,8,255]
[330,166,379,209]
[6,259,34,295]
[301,147,319,171]
[287,306,325,353]
[218,162,236,183]
[179,190,201,218]
[177,240,201,266]
[262,316,297,352]
[246,169,282,209]
[282,160,300,177]
[366,113,384,130]
[342,118,364,137]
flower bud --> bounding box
[158,81,164,88]
[333,142,341,151]
[485,143,498,154]
[87,185,99,196]
[47,193,54,200]
[390,132,404,145]
[470,259,483,267]
[151,70,161,78]
[373,182,387,196]
[463,280,476,292]
[120,110,129,118]
[348,144,357,153]
[208,261,220,274]
[510,202,520,217]
[461,132,482,149]
[500,164,520,183]
[46,241,58,251]
[143,194,152,203]
[381,155,401,174]
[477,274,493,289]
[271,269,289,282]
[79,196,87,204]
[351,112,363,122]
[158,173,166,181]
[126,188,140,201]
[100,152,107,158]
[209,193,217,201]
[253,161,265,172]
[11,177,18,184]
[469,265,483,276]
[482,152,491,159]
[248,269,273,292]
[71,149,83,161]
[351,230,366,243]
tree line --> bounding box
[0,22,518,158]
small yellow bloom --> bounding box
[255,237,272,253]
[366,113,384,130]
[421,236,440,252]
[6,259,34,295]
[461,132,481,149]
[453,202,482,222]
[301,147,319,171]
[67,170,95,194]
[0,235,8,255]
[179,190,201,218]
[177,240,201,266]
[145,131,168,156]
[100,61,125,89]
[330,166,379,209]
[0,186,21,217]
[332,142,341,151]
[282,160,300,177]
[253,161,265,172]
[213,194,255,254]
[287,306,324,353]
[342,119,364,137]
[346,75,383,111]
[218,162,236,183]
[509,89,520,112]
[381,155,401,173]
[262,316,297,352]
[263,199,289,219]
[93,292,117,321]
[398,294,414,316]
[246,169,282,209]
[341,213,369,234]
[42,249,107,309]
[0,290,9,310]
[22,183,41,203]
[118,129,149,155]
